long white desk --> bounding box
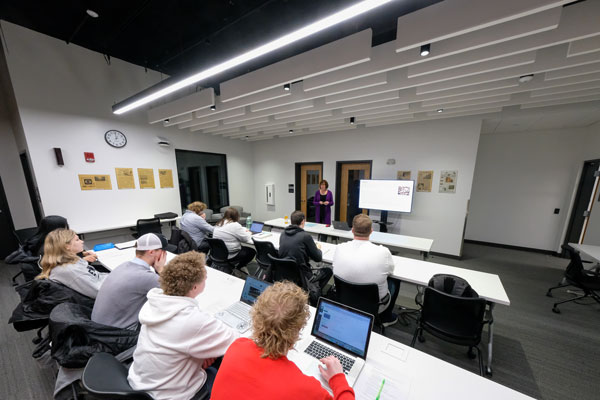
[75,216,180,236]
[264,218,434,257]
[254,231,509,374]
[96,246,529,399]
[569,243,600,263]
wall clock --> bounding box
[104,130,127,148]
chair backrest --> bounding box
[428,274,478,298]
[267,254,307,289]
[421,286,487,344]
[82,353,153,399]
[136,218,161,236]
[203,209,214,220]
[169,226,182,246]
[206,238,230,262]
[14,227,38,245]
[220,205,243,214]
[178,230,198,254]
[562,245,586,284]
[252,239,278,268]
[333,275,379,320]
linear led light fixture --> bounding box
[112,0,393,115]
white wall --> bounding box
[1,21,254,234]
[582,122,600,245]
[252,118,483,256]
[465,128,591,251]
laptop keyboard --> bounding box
[227,302,251,322]
[304,341,355,374]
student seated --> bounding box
[128,252,238,400]
[333,214,399,326]
[180,201,214,253]
[279,210,333,299]
[212,207,256,269]
[211,281,355,400]
[91,233,168,329]
[37,228,107,298]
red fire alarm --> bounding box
[84,152,95,163]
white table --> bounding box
[75,217,180,236]
[569,243,600,263]
[264,218,434,257]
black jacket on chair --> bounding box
[278,225,322,282]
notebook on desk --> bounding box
[290,298,374,390]
[215,276,272,332]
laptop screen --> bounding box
[249,221,264,234]
[311,298,373,359]
[240,276,272,305]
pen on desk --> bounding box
[375,378,385,400]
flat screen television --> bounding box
[358,179,414,213]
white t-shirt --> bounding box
[333,239,394,310]
[212,220,252,257]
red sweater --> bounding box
[211,338,355,400]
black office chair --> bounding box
[13,227,38,245]
[252,239,278,281]
[267,254,309,290]
[82,353,154,399]
[411,275,488,377]
[206,238,237,274]
[132,218,162,239]
[546,245,600,313]
[333,275,383,333]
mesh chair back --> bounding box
[206,238,230,262]
[169,227,182,246]
[136,218,161,237]
[178,231,198,253]
[333,275,379,320]
[267,254,307,289]
[14,227,38,245]
[252,239,278,268]
[428,274,478,298]
[562,245,586,284]
[421,286,487,345]
[82,353,153,399]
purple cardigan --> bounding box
[313,190,334,225]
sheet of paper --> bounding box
[115,240,137,249]
[158,168,174,188]
[115,168,135,189]
[353,365,411,400]
[138,168,155,189]
[78,174,112,190]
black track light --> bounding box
[420,44,430,57]
[284,83,291,91]
[350,117,355,124]
[164,118,170,123]
[210,105,216,111]
[289,129,294,133]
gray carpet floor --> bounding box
[1,243,599,399]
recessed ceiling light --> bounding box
[518,74,534,83]
[437,108,443,113]
[284,84,291,91]
[113,0,394,114]
[350,117,355,124]
[86,9,99,18]
[420,44,430,57]
[289,129,294,133]
[164,118,170,123]
[210,105,216,111]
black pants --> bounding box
[380,277,401,320]
[230,247,256,269]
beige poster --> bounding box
[439,170,458,193]
[138,168,155,189]
[159,169,174,188]
[417,170,433,192]
[78,174,112,190]
[397,170,411,180]
[115,168,135,189]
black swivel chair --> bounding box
[13,227,38,245]
[82,353,154,399]
[333,276,384,333]
[267,254,309,290]
[411,275,488,377]
[546,245,600,313]
[206,238,238,274]
[132,218,162,239]
[252,239,278,281]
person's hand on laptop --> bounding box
[318,356,344,381]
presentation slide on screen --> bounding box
[359,179,414,213]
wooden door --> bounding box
[339,162,371,224]
[299,164,322,220]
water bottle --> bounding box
[246,215,252,230]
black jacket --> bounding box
[278,225,322,281]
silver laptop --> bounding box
[290,297,374,389]
[215,276,272,332]
[250,221,272,238]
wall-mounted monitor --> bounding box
[358,179,414,213]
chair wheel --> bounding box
[467,348,476,359]
[418,334,425,343]
[486,366,493,376]
[552,307,560,314]
[32,337,42,344]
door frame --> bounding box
[334,160,373,222]
[294,162,324,214]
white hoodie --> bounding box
[128,288,239,400]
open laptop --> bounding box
[249,221,272,238]
[332,221,351,231]
[215,276,272,332]
[289,297,374,389]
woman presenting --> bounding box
[313,179,334,225]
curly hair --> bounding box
[38,228,80,280]
[251,281,310,359]
[159,252,206,296]
[187,201,207,215]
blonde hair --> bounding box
[352,214,372,238]
[160,252,207,296]
[251,281,310,359]
[38,229,80,279]
[187,201,207,215]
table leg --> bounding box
[486,302,495,376]
[420,251,429,260]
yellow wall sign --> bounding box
[138,168,155,189]
[115,168,135,189]
[78,174,112,190]
[159,169,174,188]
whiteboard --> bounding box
[359,180,415,213]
